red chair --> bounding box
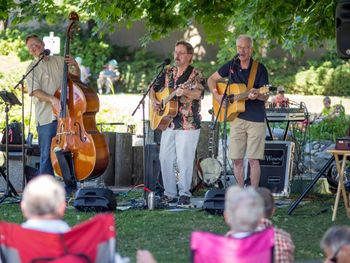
[0,213,116,263]
[191,228,274,263]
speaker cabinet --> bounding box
[246,141,294,197]
[336,0,350,58]
[73,188,116,212]
[144,144,163,193]
[203,189,225,214]
[260,141,294,196]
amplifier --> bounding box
[246,141,294,197]
[336,137,350,150]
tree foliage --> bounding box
[0,0,338,53]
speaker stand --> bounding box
[288,156,334,215]
[0,167,18,197]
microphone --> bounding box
[40,49,51,57]
[157,58,171,68]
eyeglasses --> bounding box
[27,42,42,49]
[329,245,343,263]
[237,46,251,51]
[173,51,188,56]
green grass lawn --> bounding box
[0,191,349,263]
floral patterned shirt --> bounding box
[153,65,204,130]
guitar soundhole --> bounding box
[160,101,165,111]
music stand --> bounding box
[0,90,21,204]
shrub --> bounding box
[308,108,350,141]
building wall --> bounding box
[108,21,219,62]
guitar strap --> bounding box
[247,60,259,91]
[175,65,194,86]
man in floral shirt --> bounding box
[150,40,204,207]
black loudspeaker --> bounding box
[73,188,116,212]
[144,144,163,194]
[246,141,294,196]
[202,189,225,214]
[259,141,294,196]
[336,0,350,58]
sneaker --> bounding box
[177,195,191,208]
[160,195,178,204]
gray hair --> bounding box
[236,34,254,48]
[22,175,66,217]
[225,186,264,232]
[320,226,350,254]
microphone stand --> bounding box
[12,54,47,190]
[211,58,236,189]
[131,64,167,207]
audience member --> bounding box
[97,59,121,94]
[21,175,69,233]
[271,85,289,108]
[20,175,129,262]
[76,56,91,84]
[224,186,265,235]
[136,250,157,263]
[255,187,295,263]
[321,225,350,263]
[136,186,264,263]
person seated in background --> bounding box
[320,225,350,263]
[97,59,121,94]
[21,174,69,233]
[313,96,345,124]
[321,96,332,117]
[75,56,91,85]
[271,85,289,108]
[255,187,295,263]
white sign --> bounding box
[43,32,60,55]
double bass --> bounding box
[50,12,109,181]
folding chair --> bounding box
[0,213,116,263]
[191,228,274,263]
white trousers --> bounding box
[159,128,200,197]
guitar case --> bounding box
[202,189,226,215]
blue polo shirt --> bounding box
[217,58,269,122]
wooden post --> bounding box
[132,145,144,185]
[115,133,132,186]
[101,132,116,186]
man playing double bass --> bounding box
[207,34,269,187]
[25,34,80,189]
[150,40,204,207]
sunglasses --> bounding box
[329,245,343,263]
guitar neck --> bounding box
[233,91,250,101]
[232,86,267,101]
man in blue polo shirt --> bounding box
[207,34,269,187]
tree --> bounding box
[0,0,338,54]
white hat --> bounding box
[277,86,285,93]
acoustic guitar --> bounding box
[150,74,200,131]
[213,83,269,122]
